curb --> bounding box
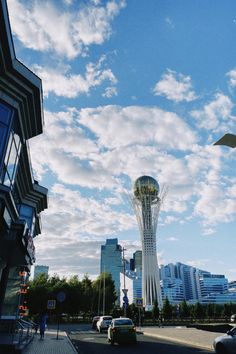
[65,333,78,354]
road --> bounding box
[67,327,212,354]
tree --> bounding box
[27,274,49,315]
[152,300,160,322]
[92,272,116,314]
[180,300,190,319]
[193,302,205,319]
[162,297,172,320]
[206,303,215,319]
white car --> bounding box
[213,327,236,354]
[96,316,112,333]
[231,314,236,323]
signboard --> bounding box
[136,298,143,308]
[47,299,56,310]
[57,291,66,303]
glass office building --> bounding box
[0,0,48,321]
[100,238,123,306]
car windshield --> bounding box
[114,319,133,326]
[229,327,236,335]
[103,317,112,321]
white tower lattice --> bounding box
[132,175,164,309]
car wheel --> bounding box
[216,343,228,354]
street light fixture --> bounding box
[213,133,236,148]
[122,247,128,317]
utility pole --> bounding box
[122,247,128,317]
[102,267,105,315]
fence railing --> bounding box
[0,317,34,351]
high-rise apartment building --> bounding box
[100,238,122,305]
[198,274,228,300]
[160,262,230,305]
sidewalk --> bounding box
[142,326,224,352]
[23,329,77,354]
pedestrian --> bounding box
[39,313,48,340]
[34,314,39,334]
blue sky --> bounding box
[7,0,236,280]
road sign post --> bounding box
[135,298,143,330]
[56,292,66,340]
[47,300,56,310]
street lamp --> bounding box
[122,247,128,317]
[214,133,236,148]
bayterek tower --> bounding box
[132,176,163,310]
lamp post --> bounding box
[122,247,128,317]
[214,133,236,148]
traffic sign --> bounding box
[123,295,129,304]
[47,299,56,310]
[136,298,143,308]
[57,291,66,303]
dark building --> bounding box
[0,0,48,322]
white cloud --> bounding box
[194,183,236,225]
[8,0,126,59]
[102,86,118,98]
[29,104,236,233]
[186,259,209,268]
[79,105,198,150]
[227,68,236,88]
[191,93,235,132]
[153,69,197,102]
[166,237,178,241]
[34,56,117,98]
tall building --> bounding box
[132,176,163,309]
[160,262,231,305]
[198,274,228,300]
[161,278,184,304]
[0,0,48,323]
[133,250,142,272]
[33,265,49,280]
[100,238,122,305]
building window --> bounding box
[18,204,35,235]
[0,102,21,188]
[0,102,14,171]
[2,131,21,187]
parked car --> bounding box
[96,316,112,333]
[107,317,137,345]
[231,314,236,323]
[91,316,100,329]
[213,327,236,353]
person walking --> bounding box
[39,313,48,340]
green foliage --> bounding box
[180,300,190,318]
[162,297,172,320]
[27,272,117,317]
[193,302,205,319]
[152,300,160,320]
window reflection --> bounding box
[18,204,35,235]
[2,131,21,188]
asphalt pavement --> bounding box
[22,325,222,353]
